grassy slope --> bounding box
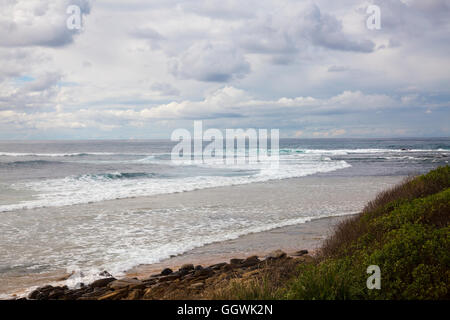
[215,166,450,300]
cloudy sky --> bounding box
[0,0,449,139]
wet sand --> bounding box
[126,214,349,279]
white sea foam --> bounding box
[1,147,447,213]
[0,152,117,157]
[283,148,449,155]
[0,156,351,212]
[1,148,447,159]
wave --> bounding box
[280,148,449,155]
[75,172,157,181]
[0,152,117,157]
[0,160,351,212]
[1,148,447,159]
[0,160,62,167]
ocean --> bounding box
[0,138,448,296]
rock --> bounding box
[92,287,110,297]
[158,274,180,282]
[292,250,308,256]
[221,264,232,271]
[129,283,147,290]
[189,282,204,290]
[192,275,211,282]
[150,282,165,290]
[176,269,191,277]
[48,288,65,300]
[28,290,40,300]
[125,289,142,300]
[90,278,116,288]
[241,256,260,267]
[99,270,113,278]
[193,268,214,277]
[194,265,203,271]
[97,289,127,301]
[66,290,84,300]
[108,278,142,290]
[39,285,54,292]
[179,263,194,271]
[230,258,244,265]
[143,288,153,299]
[143,279,157,286]
[161,268,173,276]
[80,287,109,299]
[28,285,55,300]
[210,262,227,270]
[266,249,287,260]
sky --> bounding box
[0,0,449,140]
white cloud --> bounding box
[0,86,423,131]
[0,0,91,47]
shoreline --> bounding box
[25,248,314,300]
[125,214,350,280]
[1,174,406,299]
[3,213,350,299]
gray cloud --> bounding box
[305,5,375,52]
[168,42,251,82]
[0,0,91,48]
[237,2,375,59]
[0,72,63,110]
[328,65,351,72]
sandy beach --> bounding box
[126,214,349,279]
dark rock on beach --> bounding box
[266,249,287,260]
[90,278,116,288]
[161,268,173,276]
[292,249,309,256]
[25,248,312,300]
[179,263,194,272]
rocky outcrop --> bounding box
[292,249,308,256]
[25,249,312,300]
[265,249,287,260]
